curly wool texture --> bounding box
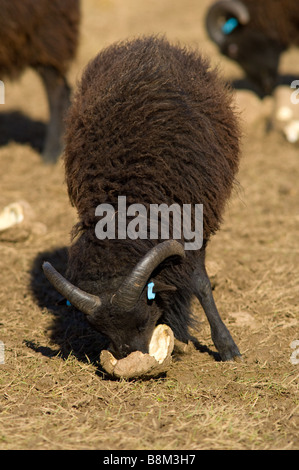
[0,0,80,79]
[241,0,299,47]
[65,36,240,242]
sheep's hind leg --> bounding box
[192,251,241,361]
[37,66,71,163]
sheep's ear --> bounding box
[151,280,177,293]
[146,280,177,301]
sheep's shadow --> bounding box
[0,110,46,153]
[29,246,109,370]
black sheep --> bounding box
[206,0,299,95]
[43,36,242,367]
[0,0,80,162]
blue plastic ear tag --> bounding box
[222,17,239,35]
[66,300,72,307]
[147,282,156,300]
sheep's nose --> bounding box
[109,343,131,360]
[110,341,149,360]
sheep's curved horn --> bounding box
[112,240,185,311]
[42,261,101,316]
[206,0,250,46]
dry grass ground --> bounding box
[0,0,298,450]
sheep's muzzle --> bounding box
[100,324,174,379]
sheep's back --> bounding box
[64,36,240,242]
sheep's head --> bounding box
[42,240,184,378]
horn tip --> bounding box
[42,261,52,272]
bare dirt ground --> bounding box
[0,0,298,450]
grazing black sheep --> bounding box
[43,36,242,373]
[206,0,299,95]
[0,0,80,162]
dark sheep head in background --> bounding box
[205,0,298,96]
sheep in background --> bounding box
[206,0,299,96]
[43,36,242,378]
[0,0,80,162]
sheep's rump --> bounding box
[64,36,240,243]
[0,0,80,78]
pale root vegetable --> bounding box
[0,202,25,231]
[100,324,174,379]
[0,200,47,242]
[274,85,299,143]
[148,324,174,364]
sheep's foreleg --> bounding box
[192,251,241,361]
